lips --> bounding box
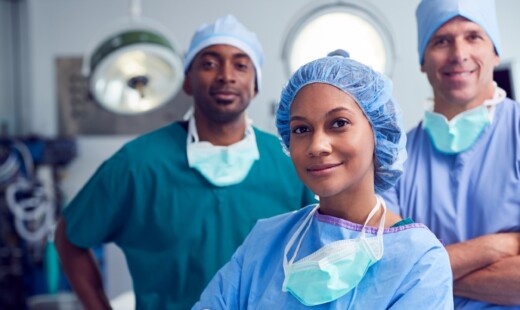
[443,68,475,77]
[210,88,239,103]
[307,163,342,175]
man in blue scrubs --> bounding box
[54,15,314,309]
[382,0,520,308]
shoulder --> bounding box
[252,126,296,170]
[253,127,285,150]
[500,97,520,118]
[249,205,316,239]
[112,122,185,162]
[123,122,185,151]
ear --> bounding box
[420,63,426,73]
[493,54,500,67]
[183,74,192,95]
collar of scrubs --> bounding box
[422,83,506,126]
[284,195,387,271]
[186,115,256,143]
[185,115,260,187]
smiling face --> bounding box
[421,16,499,119]
[289,83,375,201]
[183,44,257,124]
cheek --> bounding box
[289,146,305,170]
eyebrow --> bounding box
[198,51,251,61]
[290,106,356,122]
[432,28,485,40]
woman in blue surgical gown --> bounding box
[192,51,454,309]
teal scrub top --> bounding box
[63,122,315,309]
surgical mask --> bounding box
[423,86,505,154]
[186,116,259,187]
[282,196,386,306]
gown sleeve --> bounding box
[389,245,454,309]
[192,240,249,310]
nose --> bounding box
[217,62,236,84]
[449,39,468,64]
[307,130,332,157]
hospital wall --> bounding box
[2,0,520,299]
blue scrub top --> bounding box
[193,204,454,309]
[382,98,520,309]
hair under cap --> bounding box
[276,51,407,193]
[184,14,264,91]
[416,0,501,64]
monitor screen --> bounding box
[494,61,520,100]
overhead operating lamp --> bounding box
[83,0,183,115]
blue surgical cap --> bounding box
[416,0,501,64]
[276,52,407,193]
[184,14,264,91]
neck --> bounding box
[319,188,378,225]
[194,112,247,146]
[433,83,495,120]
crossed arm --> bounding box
[54,218,112,310]
[446,232,520,305]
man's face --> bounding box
[183,44,257,124]
[421,16,499,117]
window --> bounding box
[283,2,394,77]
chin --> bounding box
[308,187,341,199]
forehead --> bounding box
[194,44,251,60]
[434,16,487,36]
[291,83,362,114]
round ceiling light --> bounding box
[88,29,183,115]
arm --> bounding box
[454,255,520,305]
[192,248,244,310]
[390,246,454,309]
[446,232,520,280]
[54,218,112,310]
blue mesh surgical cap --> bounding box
[416,0,501,64]
[184,14,264,91]
[276,52,407,193]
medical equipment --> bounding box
[83,0,183,115]
[0,137,77,308]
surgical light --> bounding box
[84,0,183,115]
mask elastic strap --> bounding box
[186,115,199,144]
[283,204,319,274]
[359,196,384,239]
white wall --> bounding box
[7,0,520,298]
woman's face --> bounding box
[289,83,375,199]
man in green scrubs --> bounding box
[54,14,314,309]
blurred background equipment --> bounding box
[0,137,78,310]
[83,0,183,115]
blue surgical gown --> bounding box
[193,204,454,309]
[382,98,520,309]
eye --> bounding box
[332,118,349,128]
[291,125,310,135]
[432,37,449,47]
[467,33,483,42]
[201,59,218,69]
[235,62,250,71]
